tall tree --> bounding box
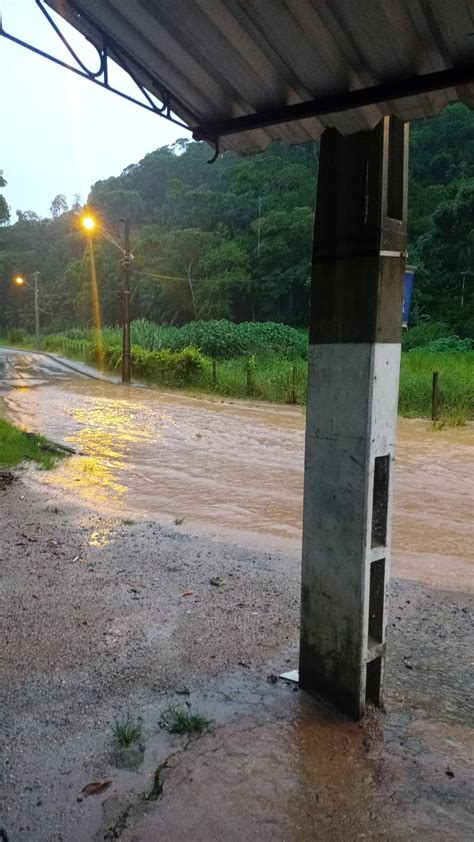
[0,170,10,225]
[50,194,68,218]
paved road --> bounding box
[0,347,81,390]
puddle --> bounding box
[106,670,474,842]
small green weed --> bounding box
[160,705,211,734]
[111,714,143,747]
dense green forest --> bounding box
[0,103,473,338]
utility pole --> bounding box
[33,271,40,351]
[121,218,131,384]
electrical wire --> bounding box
[137,270,189,283]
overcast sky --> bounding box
[0,0,189,218]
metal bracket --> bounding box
[206,138,220,165]
[0,0,193,132]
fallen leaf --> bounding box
[180,589,194,597]
[81,781,112,797]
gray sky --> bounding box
[0,0,189,218]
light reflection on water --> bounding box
[88,527,113,548]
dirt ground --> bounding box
[1,472,473,841]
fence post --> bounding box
[431,370,439,421]
[212,359,217,388]
[292,364,297,404]
[246,358,253,396]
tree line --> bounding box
[0,103,473,338]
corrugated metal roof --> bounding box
[46,0,474,154]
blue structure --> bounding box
[403,265,416,327]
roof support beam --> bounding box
[300,117,409,717]
[193,64,474,141]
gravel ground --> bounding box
[1,472,473,841]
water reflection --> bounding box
[87,240,104,371]
[88,527,113,548]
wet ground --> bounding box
[1,476,472,842]
[1,348,473,840]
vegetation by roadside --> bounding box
[2,318,473,421]
[111,715,143,748]
[0,416,68,470]
[160,705,211,734]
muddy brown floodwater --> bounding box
[2,374,473,592]
[3,379,474,590]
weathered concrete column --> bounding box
[300,116,408,718]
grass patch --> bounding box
[398,352,473,419]
[0,417,67,470]
[111,714,143,747]
[160,705,211,734]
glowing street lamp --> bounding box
[13,271,41,350]
[79,211,132,384]
[81,213,97,233]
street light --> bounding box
[80,212,132,384]
[81,214,96,233]
[13,271,41,351]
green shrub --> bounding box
[63,327,93,341]
[6,327,31,345]
[122,319,308,360]
[402,321,448,351]
[411,335,472,353]
[131,345,206,386]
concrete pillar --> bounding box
[299,116,409,719]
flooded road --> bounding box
[1,348,473,591]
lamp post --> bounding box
[80,213,132,384]
[14,271,41,350]
[120,218,132,384]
